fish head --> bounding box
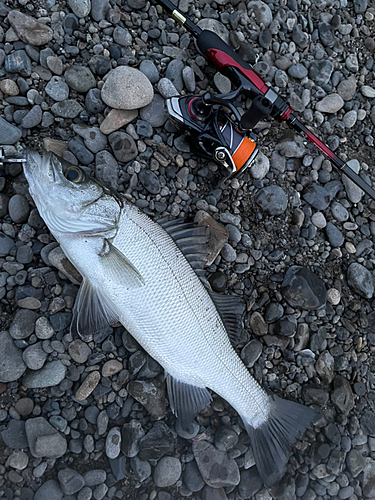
[23,150,121,236]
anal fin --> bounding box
[166,374,212,430]
[208,291,246,346]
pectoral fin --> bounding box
[166,373,212,429]
[71,278,119,340]
[101,239,145,288]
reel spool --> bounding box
[167,94,259,178]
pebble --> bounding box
[69,339,92,363]
[26,417,67,458]
[347,262,374,299]
[91,0,110,21]
[326,288,341,305]
[23,343,48,370]
[101,67,154,109]
[342,159,364,203]
[65,65,96,93]
[58,468,85,495]
[5,50,32,76]
[308,60,334,85]
[102,359,123,377]
[34,480,63,500]
[0,331,26,382]
[95,150,119,191]
[1,419,28,449]
[0,116,22,144]
[325,222,344,248]
[153,456,182,487]
[10,309,38,339]
[241,339,263,367]
[281,266,326,309]
[83,470,106,487]
[45,77,70,101]
[139,60,160,84]
[73,125,107,154]
[0,79,19,95]
[138,421,174,461]
[22,361,67,388]
[255,185,288,215]
[128,379,166,419]
[140,94,168,127]
[100,108,138,135]
[248,0,273,27]
[51,100,83,118]
[138,169,161,194]
[8,10,53,46]
[311,212,326,228]
[337,76,357,101]
[193,440,240,488]
[316,94,344,113]
[121,420,145,457]
[108,131,138,162]
[250,152,269,180]
[75,371,101,400]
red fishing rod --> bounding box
[156,0,375,199]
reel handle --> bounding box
[197,30,268,98]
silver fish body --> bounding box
[24,150,319,486]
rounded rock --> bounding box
[255,185,287,215]
[106,427,121,459]
[101,67,153,110]
[75,371,101,401]
[8,194,29,223]
[316,94,344,113]
[69,339,92,363]
[153,456,182,487]
[347,262,374,299]
[102,360,123,377]
[0,331,26,382]
[65,65,96,93]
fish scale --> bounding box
[23,150,319,487]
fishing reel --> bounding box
[167,92,261,179]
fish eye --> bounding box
[65,166,83,183]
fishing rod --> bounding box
[157,0,375,199]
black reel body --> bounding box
[167,95,259,178]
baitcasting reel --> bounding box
[167,92,262,179]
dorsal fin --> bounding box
[157,217,209,277]
[208,291,247,346]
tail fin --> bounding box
[244,395,320,488]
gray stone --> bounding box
[72,125,107,154]
[113,26,132,46]
[250,152,269,180]
[346,449,366,477]
[238,467,263,499]
[23,342,48,370]
[193,440,240,488]
[183,460,205,492]
[337,77,357,101]
[9,194,29,223]
[214,428,239,452]
[0,232,15,256]
[85,88,105,114]
[361,410,375,436]
[21,105,42,129]
[342,159,364,203]
[316,94,344,113]
[34,480,63,500]
[308,60,334,85]
[139,94,168,127]
[153,456,182,487]
[58,468,85,495]
[166,59,184,92]
[108,131,138,162]
[101,67,154,110]
[331,376,354,414]
[67,0,91,17]
[138,169,161,195]
[331,202,349,222]
[347,262,374,299]
[51,100,83,118]
[157,78,180,99]
[121,420,145,457]
[288,63,308,79]
[83,469,106,487]
[247,1,272,27]
[130,456,151,482]
[0,331,26,382]
[362,459,375,498]
[10,309,38,339]
[8,11,53,46]
[182,66,195,92]
[45,76,70,101]
[303,184,331,210]
[315,350,334,384]
[95,151,119,191]
[255,185,287,215]
[91,0,110,21]
[197,18,230,42]
[1,419,28,449]
[241,340,262,368]
[276,134,305,157]
[5,50,32,76]
[127,379,166,419]
[25,417,67,458]
[23,361,67,388]
[325,222,344,248]
[139,60,159,84]
[68,140,94,165]
[138,421,175,461]
[0,117,22,145]
[106,427,121,459]
[65,65,96,93]
[281,266,326,310]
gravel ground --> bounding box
[0,0,375,499]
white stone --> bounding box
[101,67,154,110]
[250,152,270,180]
[343,110,357,129]
[247,1,273,27]
[326,288,341,305]
[316,94,344,113]
[361,86,375,98]
[311,212,326,228]
[342,159,364,204]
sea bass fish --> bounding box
[24,150,319,486]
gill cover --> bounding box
[23,150,121,236]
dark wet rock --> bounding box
[255,185,288,215]
[8,194,29,223]
[130,455,151,482]
[68,140,94,165]
[265,302,284,323]
[241,339,262,367]
[325,222,344,248]
[34,480,63,500]
[108,131,138,163]
[361,410,375,436]
[0,331,26,382]
[193,440,240,488]
[138,421,175,461]
[0,117,22,145]
[1,419,28,449]
[303,184,331,210]
[331,376,354,414]
[281,266,327,310]
[22,361,67,388]
[85,88,105,114]
[347,263,374,299]
[10,309,38,339]
[277,315,297,337]
[363,460,375,498]
[315,350,334,384]
[109,454,127,481]
[121,420,145,457]
[25,417,67,458]
[214,428,239,452]
[308,60,334,85]
[183,460,205,492]
[91,0,110,21]
[209,271,227,292]
[58,468,85,495]
[127,379,166,419]
[346,449,366,477]
[140,94,168,127]
[65,65,96,93]
[138,169,161,195]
